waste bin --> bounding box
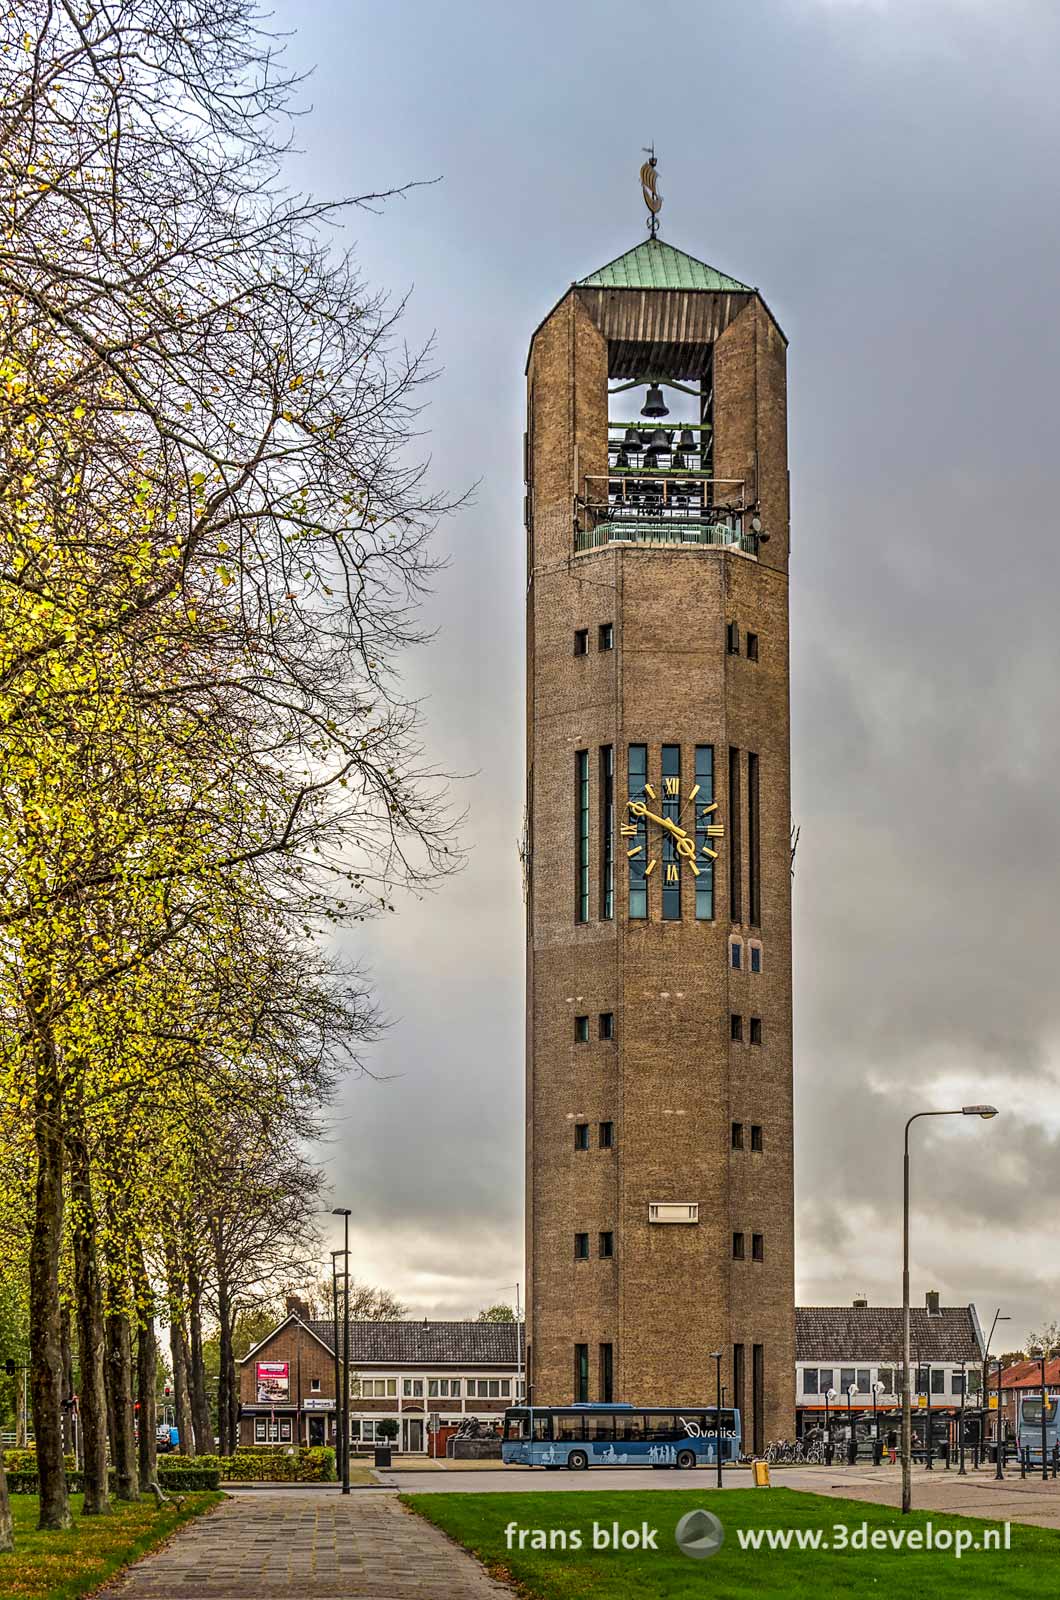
[374,1446,392,1467]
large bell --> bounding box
[623,427,640,451]
[678,428,696,450]
[643,447,660,471]
[650,427,671,452]
[614,448,630,470]
[640,384,669,418]
[671,451,688,472]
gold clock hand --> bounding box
[627,801,688,839]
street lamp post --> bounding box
[824,1387,836,1466]
[983,1308,1010,1476]
[330,1249,345,1482]
[872,1381,884,1461]
[1035,1351,1053,1483]
[995,1358,1006,1480]
[332,1207,352,1494]
[958,1361,967,1476]
[847,1383,857,1465]
[902,1105,997,1514]
[710,1351,723,1489]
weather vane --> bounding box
[640,145,662,238]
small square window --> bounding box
[749,1017,762,1045]
[599,1012,614,1040]
[575,1016,589,1043]
[574,1232,590,1260]
[732,1231,745,1260]
[746,632,759,662]
[311,1377,321,1392]
[731,942,742,970]
[731,1121,744,1150]
[574,629,589,656]
[750,1124,763,1152]
[574,1123,589,1151]
[752,1233,764,1262]
[599,1121,614,1149]
[726,621,739,655]
[599,1231,614,1258]
[599,623,614,651]
[730,1013,743,1042]
[750,945,762,973]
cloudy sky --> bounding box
[269,0,1060,1348]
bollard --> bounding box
[1021,1448,1027,1480]
[1052,1442,1058,1480]
[926,1439,933,1471]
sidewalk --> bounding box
[102,1490,513,1598]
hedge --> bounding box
[3,1446,333,1491]
[216,1446,335,1482]
[5,1465,219,1493]
[157,1466,221,1490]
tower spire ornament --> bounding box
[640,145,662,238]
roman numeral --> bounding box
[664,777,680,797]
[701,845,718,860]
[620,823,637,837]
[699,801,718,818]
[644,783,657,800]
[644,858,657,876]
[706,824,725,838]
[665,864,678,883]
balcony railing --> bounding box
[577,472,759,557]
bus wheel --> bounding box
[676,1448,697,1470]
[568,1450,589,1471]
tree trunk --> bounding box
[28,1022,71,1530]
[226,1333,239,1456]
[134,1250,158,1488]
[167,1315,194,1456]
[0,1451,13,1554]
[69,1128,110,1514]
[217,1277,233,1455]
[186,1257,212,1456]
[104,1306,139,1501]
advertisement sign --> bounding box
[256,1360,290,1403]
[302,1396,334,1410]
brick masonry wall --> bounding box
[526,287,795,1447]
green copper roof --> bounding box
[577,238,751,294]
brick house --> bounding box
[237,1311,523,1453]
[795,1297,985,1441]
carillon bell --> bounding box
[671,451,688,472]
[650,427,671,452]
[640,384,669,418]
[614,448,630,470]
[678,428,696,450]
[623,427,640,451]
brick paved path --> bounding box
[104,1491,512,1598]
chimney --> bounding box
[852,1296,869,1309]
[925,1290,941,1316]
[286,1293,311,1320]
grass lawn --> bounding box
[1,1491,223,1600]
[404,1487,1060,1599]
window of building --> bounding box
[803,1368,819,1395]
[730,940,742,970]
[359,1378,396,1398]
[729,746,742,921]
[575,750,589,923]
[255,1416,293,1443]
[750,1017,762,1045]
[599,1011,614,1039]
[600,746,614,921]
[574,629,589,656]
[750,943,762,973]
[575,1015,589,1043]
[731,1121,744,1149]
[574,1123,589,1151]
[599,1343,614,1404]
[819,1369,834,1394]
[599,1231,614,1258]
[403,1378,424,1398]
[753,1345,765,1457]
[931,1368,945,1394]
[968,1370,982,1395]
[599,1121,614,1149]
[694,744,716,920]
[732,1231,745,1260]
[747,752,761,927]
[450,1379,461,1397]
[731,1013,743,1042]
[574,1233,589,1260]
[734,1342,746,1422]
[750,1124,763,1152]
[574,1344,589,1404]
[627,744,648,920]
[311,1377,320,1391]
[752,1233,764,1262]
[599,622,614,651]
[661,744,681,921]
[726,620,739,655]
[877,1369,895,1395]
[840,1368,855,1393]
[857,1369,871,1394]
[746,632,759,662]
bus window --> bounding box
[645,1414,680,1442]
[618,1415,642,1442]
[1022,1399,1057,1425]
[504,1413,529,1441]
[557,1412,587,1441]
[589,1416,614,1442]
[531,1414,553,1442]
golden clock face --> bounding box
[621,776,725,882]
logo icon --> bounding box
[674,1508,725,1560]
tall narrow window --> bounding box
[694,745,715,921]
[574,1123,589,1151]
[661,745,681,920]
[627,745,648,920]
[731,1121,744,1149]
[747,752,761,927]
[729,747,742,922]
[733,1343,746,1430]
[574,1344,589,1403]
[753,1345,765,1456]
[599,1343,614,1404]
[575,750,589,923]
[574,1233,589,1260]
[726,620,740,655]
[600,745,614,921]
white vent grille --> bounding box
[649,1202,699,1224]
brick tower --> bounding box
[523,225,795,1452]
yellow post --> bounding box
[752,1460,771,1488]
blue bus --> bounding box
[1017,1392,1058,1464]
[501,1402,741,1470]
